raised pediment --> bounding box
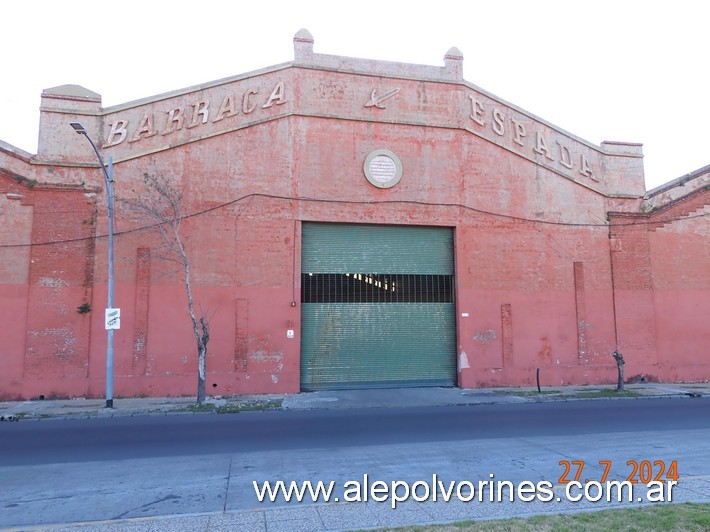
[36,30,645,197]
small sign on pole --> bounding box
[105,308,121,330]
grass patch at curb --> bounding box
[518,389,641,400]
[376,502,710,531]
[571,389,641,399]
[216,399,283,413]
[183,398,283,414]
[185,403,217,413]
[516,391,561,397]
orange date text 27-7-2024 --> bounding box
[558,460,679,485]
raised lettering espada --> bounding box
[365,88,400,109]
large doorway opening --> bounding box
[300,222,456,390]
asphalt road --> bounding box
[1,398,709,528]
[2,398,709,466]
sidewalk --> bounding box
[1,382,707,422]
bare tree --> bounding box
[123,173,209,404]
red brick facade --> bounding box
[0,31,708,399]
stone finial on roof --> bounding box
[294,28,315,61]
[444,47,463,80]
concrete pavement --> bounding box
[1,383,709,531]
[1,382,708,421]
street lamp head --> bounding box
[70,122,87,135]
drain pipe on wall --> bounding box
[608,224,625,391]
[608,229,621,352]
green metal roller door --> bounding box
[300,222,456,390]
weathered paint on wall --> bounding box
[0,31,708,399]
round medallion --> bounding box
[364,149,402,189]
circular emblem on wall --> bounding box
[363,149,403,189]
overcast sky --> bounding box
[1,1,707,190]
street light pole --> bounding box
[70,122,115,408]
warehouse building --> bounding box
[0,30,708,400]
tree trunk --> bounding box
[183,260,209,404]
[613,351,625,391]
[197,344,206,404]
[197,317,209,404]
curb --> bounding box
[0,390,704,422]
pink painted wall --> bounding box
[0,178,33,396]
[0,171,97,400]
[648,199,710,381]
[1,46,708,399]
[609,187,710,384]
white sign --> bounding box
[105,308,121,330]
[364,149,403,189]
